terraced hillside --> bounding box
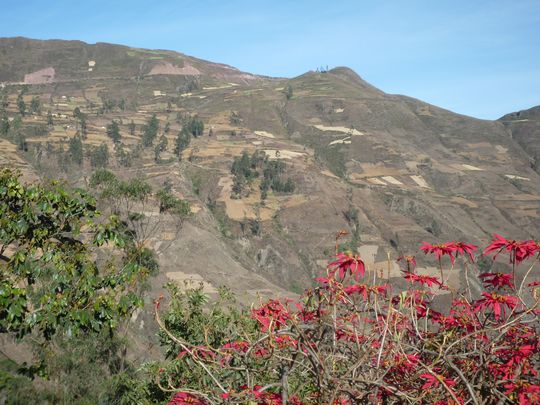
[1,37,539,309]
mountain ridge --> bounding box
[0,37,538,301]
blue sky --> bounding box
[1,0,539,119]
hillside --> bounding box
[1,37,539,324]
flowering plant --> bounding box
[155,234,540,404]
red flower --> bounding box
[251,299,291,332]
[274,334,298,349]
[504,381,540,404]
[453,241,477,262]
[328,252,366,280]
[402,271,443,288]
[420,371,456,390]
[168,392,208,405]
[484,234,538,264]
[343,284,369,300]
[474,292,519,320]
[222,340,249,353]
[391,353,420,374]
[479,272,514,289]
[420,242,457,265]
[370,284,390,296]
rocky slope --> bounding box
[0,37,538,308]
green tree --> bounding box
[90,143,109,168]
[0,113,9,137]
[0,169,147,339]
[29,96,41,115]
[128,120,136,135]
[184,116,204,137]
[174,127,191,157]
[154,134,168,162]
[285,84,293,100]
[156,189,190,215]
[47,110,54,127]
[142,114,159,147]
[107,120,121,143]
[68,135,84,165]
[0,170,151,402]
[16,94,26,116]
[79,114,88,139]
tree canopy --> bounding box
[0,169,148,340]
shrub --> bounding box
[153,234,540,404]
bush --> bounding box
[153,235,540,404]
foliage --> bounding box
[16,93,26,117]
[89,170,190,248]
[0,113,10,137]
[230,150,295,199]
[154,135,168,162]
[106,120,121,143]
[142,114,159,147]
[174,127,191,157]
[284,84,293,100]
[152,233,540,404]
[90,143,109,168]
[0,169,149,340]
[29,96,41,115]
[184,116,204,138]
[157,189,191,216]
[68,135,84,165]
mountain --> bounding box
[499,105,540,174]
[1,38,539,338]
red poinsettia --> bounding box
[420,370,456,390]
[343,284,369,300]
[484,234,538,264]
[251,299,291,332]
[328,252,366,280]
[479,272,514,289]
[420,242,457,265]
[504,381,540,404]
[402,271,443,288]
[168,392,208,405]
[474,292,519,320]
[452,241,478,262]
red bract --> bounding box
[474,292,519,320]
[402,271,442,288]
[274,335,298,349]
[251,300,291,332]
[453,241,478,262]
[420,242,457,265]
[168,392,208,405]
[504,381,540,404]
[222,340,249,353]
[484,234,537,264]
[343,284,369,300]
[391,353,420,374]
[479,272,514,289]
[420,371,456,390]
[328,252,366,280]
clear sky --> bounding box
[1,0,539,119]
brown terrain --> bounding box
[0,37,539,354]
